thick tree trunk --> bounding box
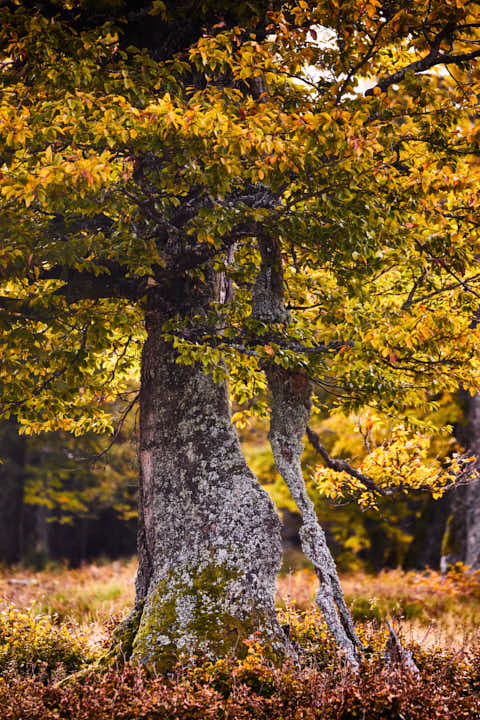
[115,274,286,670]
[0,419,26,564]
[441,393,480,571]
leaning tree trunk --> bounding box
[252,235,362,666]
[266,368,362,666]
[114,272,286,670]
[441,392,480,572]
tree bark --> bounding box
[266,368,362,666]
[115,272,286,670]
[441,393,480,572]
[251,235,361,665]
[463,394,480,569]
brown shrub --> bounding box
[1,644,479,720]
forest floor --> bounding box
[1,558,479,718]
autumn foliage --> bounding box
[2,0,480,443]
[2,0,480,706]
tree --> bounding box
[0,419,26,563]
[1,0,480,668]
[0,396,139,566]
[441,391,480,572]
[23,400,139,565]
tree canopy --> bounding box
[1,0,480,495]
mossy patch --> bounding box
[107,603,144,663]
[130,561,280,672]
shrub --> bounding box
[0,647,479,720]
[0,606,95,676]
[1,563,480,718]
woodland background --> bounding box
[0,389,467,571]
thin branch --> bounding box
[366,22,480,96]
[336,19,392,102]
[80,393,140,463]
[415,241,480,301]
[306,426,387,496]
[402,273,480,310]
[175,327,353,356]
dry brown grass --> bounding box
[0,558,136,649]
[1,558,479,654]
[1,559,479,719]
[278,565,480,652]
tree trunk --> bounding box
[266,368,362,666]
[441,393,480,572]
[35,505,50,563]
[251,234,361,665]
[115,274,286,670]
[404,495,449,570]
[463,394,480,569]
[0,419,26,564]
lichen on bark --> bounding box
[266,367,362,666]
[130,561,280,671]
[120,269,288,670]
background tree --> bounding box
[23,397,139,565]
[0,419,26,564]
[441,391,480,572]
[1,0,480,668]
[0,399,138,567]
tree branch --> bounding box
[79,392,140,463]
[306,426,387,497]
[0,296,52,321]
[40,265,148,304]
[366,22,480,96]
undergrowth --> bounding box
[0,628,479,719]
[0,561,479,718]
[0,606,95,677]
